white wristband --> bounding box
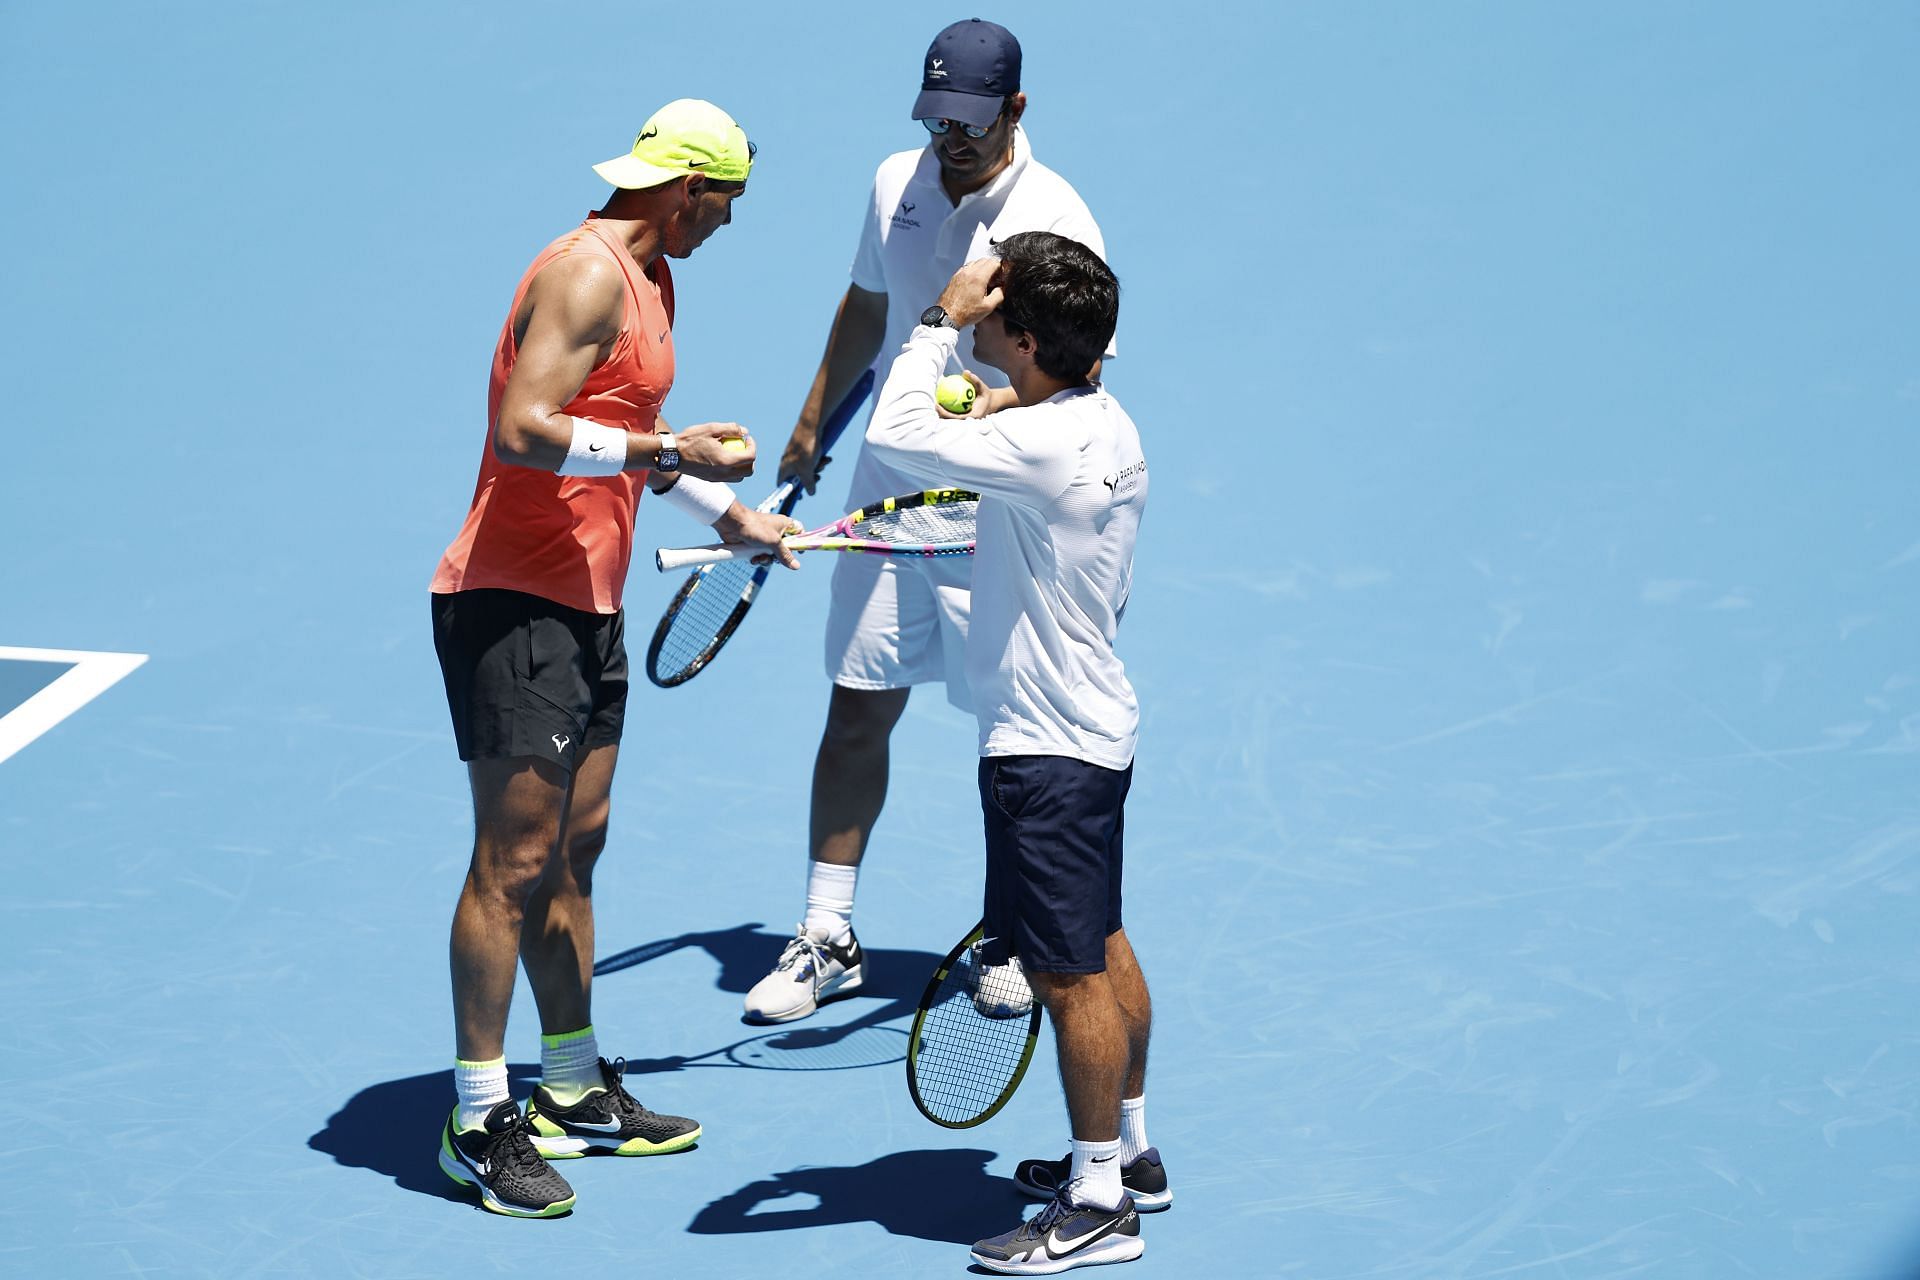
[557,417,629,476]
[655,474,737,525]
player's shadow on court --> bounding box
[308,1032,912,1200]
[595,922,943,1030]
[313,926,945,1200]
[1883,1231,1920,1280]
[308,1064,544,1204]
[689,1148,1020,1245]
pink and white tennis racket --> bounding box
[655,488,979,572]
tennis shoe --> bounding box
[742,924,865,1023]
[438,1099,576,1217]
[970,1187,1143,1275]
[525,1057,701,1158]
[1014,1148,1171,1212]
[971,946,1034,1019]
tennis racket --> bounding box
[907,921,1042,1129]
[656,487,979,572]
[644,370,874,687]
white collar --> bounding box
[913,125,1032,208]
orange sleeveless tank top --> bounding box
[431,217,675,614]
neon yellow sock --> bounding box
[539,1026,601,1106]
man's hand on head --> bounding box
[935,257,1004,329]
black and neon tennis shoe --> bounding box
[1014,1148,1171,1211]
[525,1057,702,1158]
[438,1099,576,1218]
[971,1189,1143,1275]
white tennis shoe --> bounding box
[971,947,1034,1019]
[742,925,866,1023]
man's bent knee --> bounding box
[561,821,608,890]
[469,837,558,912]
[822,685,911,748]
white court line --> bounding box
[0,646,148,765]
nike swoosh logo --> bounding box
[686,157,709,167]
[588,443,606,453]
[563,1117,628,1134]
[1043,1210,1131,1260]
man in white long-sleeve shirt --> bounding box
[865,233,1157,1276]
[744,21,1117,1027]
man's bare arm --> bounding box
[779,283,888,493]
[492,256,755,482]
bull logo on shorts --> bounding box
[552,734,571,753]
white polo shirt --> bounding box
[844,128,1117,508]
[864,325,1147,770]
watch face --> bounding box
[920,305,950,329]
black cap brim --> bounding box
[911,87,1003,128]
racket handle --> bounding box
[655,543,754,572]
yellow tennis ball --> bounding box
[722,437,749,451]
[935,374,977,414]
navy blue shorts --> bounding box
[979,754,1133,975]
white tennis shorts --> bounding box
[824,549,974,712]
[823,440,977,708]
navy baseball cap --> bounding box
[911,19,1021,127]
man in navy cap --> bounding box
[749,15,1163,1225]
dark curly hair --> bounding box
[990,231,1119,381]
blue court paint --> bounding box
[0,659,73,713]
[3,3,1917,1278]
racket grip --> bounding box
[655,544,754,572]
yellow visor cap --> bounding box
[593,98,754,189]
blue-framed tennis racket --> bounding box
[644,369,874,688]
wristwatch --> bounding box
[920,304,955,330]
[655,430,680,472]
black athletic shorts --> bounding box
[430,588,628,773]
[979,754,1133,975]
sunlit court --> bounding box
[3,4,1917,1277]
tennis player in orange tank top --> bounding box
[432,218,678,614]
[426,101,798,1220]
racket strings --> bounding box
[855,499,977,546]
[652,563,755,682]
[911,945,1036,1125]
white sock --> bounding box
[1119,1095,1149,1164]
[803,860,858,941]
[539,1026,603,1106]
[454,1056,509,1132]
[1067,1137,1124,1210]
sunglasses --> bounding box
[921,100,1010,140]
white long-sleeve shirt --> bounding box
[865,325,1148,769]
[842,130,1117,514]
